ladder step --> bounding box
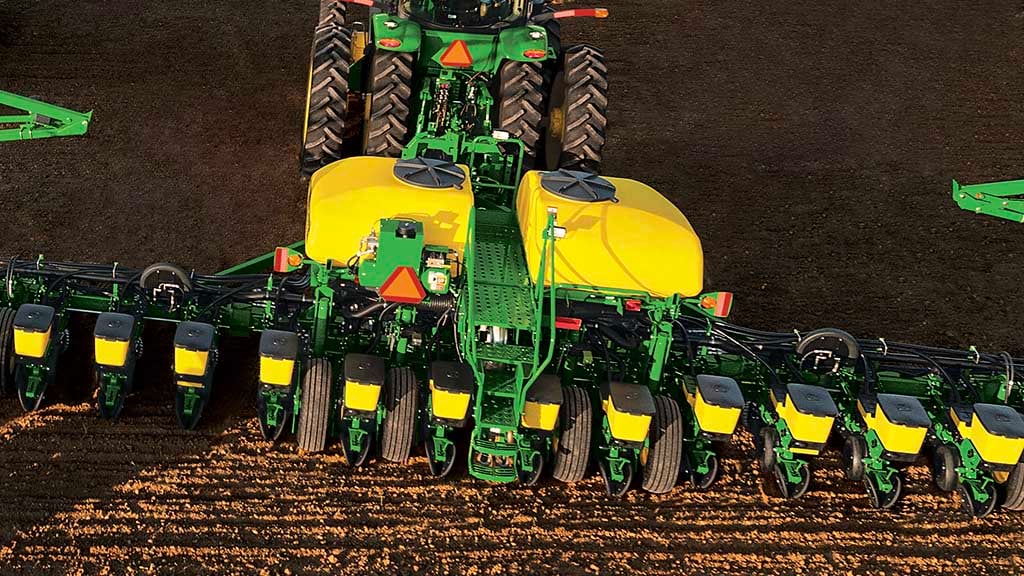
[479,403,517,429]
[476,343,534,364]
[472,283,534,329]
[485,376,518,399]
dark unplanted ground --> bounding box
[0,0,1023,574]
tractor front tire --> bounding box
[496,61,546,165]
[296,359,333,453]
[301,23,353,178]
[544,44,608,172]
[641,395,683,494]
[552,385,592,483]
[380,367,418,463]
[363,50,414,157]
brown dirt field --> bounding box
[1,0,1024,574]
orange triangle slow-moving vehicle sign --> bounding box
[379,266,426,304]
[439,40,473,68]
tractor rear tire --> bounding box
[380,367,418,463]
[641,395,683,494]
[317,0,346,28]
[297,359,333,453]
[932,444,960,492]
[544,44,608,173]
[1001,462,1024,511]
[552,385,592,483]
[363,49,414,157]
[301,23,353,178]
[496,61,546,165]
[0,307,16,396]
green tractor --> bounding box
[299,0,609,185]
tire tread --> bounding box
[552,385,592,483]
[380,367,418,463]
[553,44,608,172]
[301,23,353,178]
[641,395,683,494]
[363,50,414,157]
[297,359,332,453]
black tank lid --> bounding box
[393,157,466,189]
[540,169,617,203]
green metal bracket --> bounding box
[0,90,92,142]
[952,178,1024,224]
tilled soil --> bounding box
[1,0,1024,574]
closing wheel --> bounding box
[773,461,811,499]
[300,22,353,178]
[1002,463,1024,511]
[16,364,51,412]
[760,426,779,472]
[599,459,633,497]
[865,473,901,509]
[340,424,372,467]
[96,371,126,420]
[843,434,866,482]
[0,307,15,396]
[543,44,608,172]
[426,437,457,478]
[495,61,546,164]
[958,482,998,518]
[518,451,544,486]
[691,453,719,492]
[932,444,960,492]
[551,385,592,483]
[296,359,332,453]
[362,49,414,157]
[257,387,293,442]
[641,395,682,494]
[174,386,207,430]
[380,367,418,463]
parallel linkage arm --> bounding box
[0,90,92,142]
[952,178,1024,224]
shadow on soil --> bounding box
[0,317,261,558]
